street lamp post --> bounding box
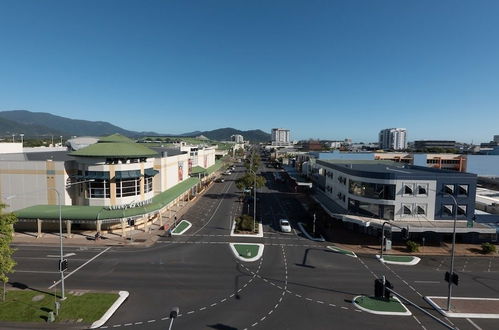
[445,193,458,312]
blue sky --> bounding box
[0,0,498,142]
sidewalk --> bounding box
[425,296,499,318]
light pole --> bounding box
[20,133,24,146]
[445,193,458,312]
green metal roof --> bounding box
[190,160,224,177]
[70,142,158,158]
[98,134,135,143]
[14,177,200,221]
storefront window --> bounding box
[89,180,110,198]
[348,198,394,220]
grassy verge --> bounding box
[0,290,118,323]
[327,245,356,257]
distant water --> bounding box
[317,152,499,177]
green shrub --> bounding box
[406,240,420,253]
[481,242,497,254]
[235,215,256,232]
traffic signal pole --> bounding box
[380,221,409,260]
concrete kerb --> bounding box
[375,255,421,266]
[327,245,357,258]
[229,243,264,262]
[171,220,192,235]
[424,296,499,319]
[297,222,325,242]
[90,291,129,329]
[230,220,264,238]
[353,295,412,316]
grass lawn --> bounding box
[0,290,118,323]
[354,296,407,313]
[233,244,260,259]
[172,220,190,234]
[382,255,416,263]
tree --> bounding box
[236,173,266,191]
[0,204,17,301]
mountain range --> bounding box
[0,110,270,142]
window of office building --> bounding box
[402,204,412,215]
[442,204,454,216]
[403,184,413,196]
[349,180,396,200]
[416,204,427,215]
[444,184,454,195]
[348,198,394,220]
[458,185,468,196]
[417,184,428,196]
[458,205,467,216]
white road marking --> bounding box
[15,270,59,274]
[414,281,440,284]
[467,318,482,330]
[49,247,111,289]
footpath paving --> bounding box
[424,296,499,318]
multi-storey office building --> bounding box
[378,128,407,150]
[316,160,477,223]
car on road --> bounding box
[223,171,231,175]
[217,178,225,183]
[279,219,292,233]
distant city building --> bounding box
[378,128,407,150]
[494,135,499,144]
[271,128,291,146]
[414,140,457,151]
[231,134,244,143]
[301,140,323,151]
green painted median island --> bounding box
[327,245,357,257]
[171,220,192,235]
[382,255,414,263]
[354,296,411,315]
[234,244,259,258]
[0,290,119,323]
[229,243,264,262]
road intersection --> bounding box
[7,164,499,329]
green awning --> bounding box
[85,171,110,180]
[115,170,141,179]
[144,168,159,177]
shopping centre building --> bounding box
[0,134,222,235]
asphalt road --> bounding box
[7,162,499,330]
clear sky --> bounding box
[1,0,498,142]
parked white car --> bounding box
[279,219,292,233]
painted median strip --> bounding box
[229,243,264,262]
[353,296,411,316]
[327,245,357,258]
[376,255,421,266]
[171,220,192,235]
[297,222,325,242]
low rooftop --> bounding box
[317,159,477,180]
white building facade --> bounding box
[271,128,291,146]
[379,128,407,150]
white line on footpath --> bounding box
[49,247,111,289]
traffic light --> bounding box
[384,280,393,300]
[445,272,459,286]
[374,278,394,300]
[59,259,68,272]
[127,218,135,226]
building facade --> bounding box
[231,134,244,143]
[315,160,477,222]
[378,128,407,150]
[271,128,291,146]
